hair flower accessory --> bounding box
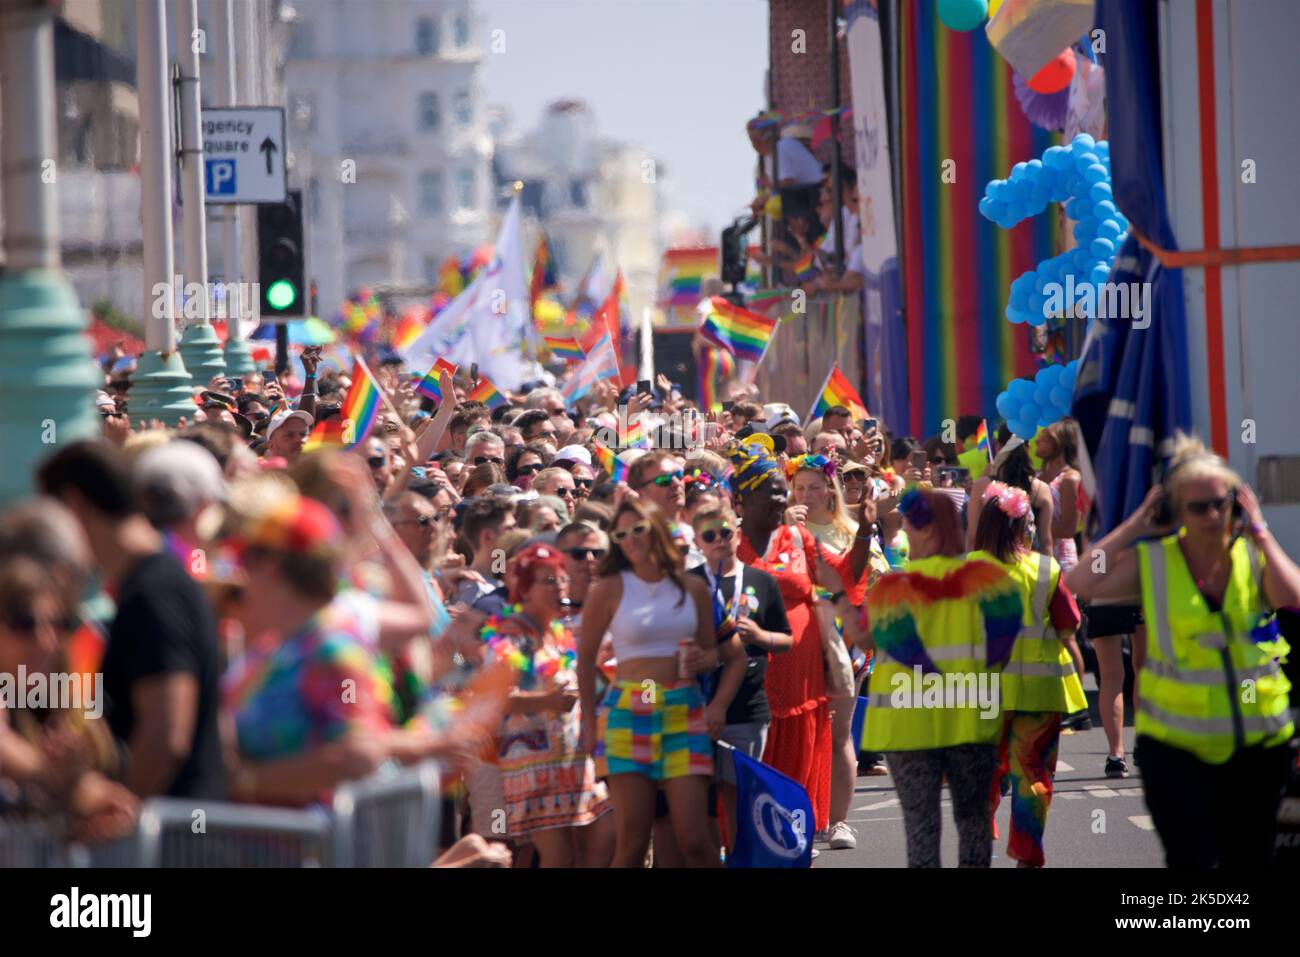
[785,453,837,481]
[983,480,1031,519]
[898,485,933,529]
[683,467,717,490]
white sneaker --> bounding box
[827,821,857,850]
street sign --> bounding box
[201,106,286,204]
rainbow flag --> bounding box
[658,247,717,307]
[622,418,652,450]
[592,439,628,483]
[698,344,735,413]
[698,296,778,364]
[438,257,465,298]
[807,365,869,424]
[543,336,585,363]
[791,249,819,282]
[467,375,507,410]
[899,0,1057,435]
[305,360,382,451]
[974,419,990,457]
[529,232,558,310]
[392,310,425,352]
[413,358,458,402]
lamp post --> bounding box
[175,0,225,383]
[0,0,100,505]
[129,0,195,424]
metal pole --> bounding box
[176,0,225,379]
[129,0,195,422]
[828,0,845,272]
[213,0,254,373]
[0,0,99,504]
[136,0,176,356]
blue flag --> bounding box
[727,746,813,868]
[851,695,869,753]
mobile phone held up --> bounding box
[637,379,653,397]
[909,450,928,471]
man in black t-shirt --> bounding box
[39,441,224,800]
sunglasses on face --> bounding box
[699,524,735,545]
[517,462,544,475]
[554,487,576,498]
[394,513,441,529]
[646,469,685,489]
[474,455,504,466]
[573,479,593,490]
[367,456,386,469]
[1185,496,1230,517]
[565,547,606,561]
[610,521,650,543]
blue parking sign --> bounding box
[206,159,236,196]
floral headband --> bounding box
[785,453,837,482]
[898,485,933,529]
[683,467,718,490]
[982,481,1031,519]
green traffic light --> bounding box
[266,279,297,311]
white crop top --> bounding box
[608,570,698,662]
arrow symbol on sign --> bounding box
[260,137,277,175]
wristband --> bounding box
[827,590,846,605]
[1249,521,1269,540]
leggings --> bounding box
[989,712,1062,867]
[886,744,999,868]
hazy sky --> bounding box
[478,0,769,237]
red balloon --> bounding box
[1027,49,1075,95]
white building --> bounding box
[492,99,661,329]
[282,0,494,317]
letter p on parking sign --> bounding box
[207,159,236,196]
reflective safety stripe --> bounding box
[1194,631,1228,651]
[1016,661,1077,679]
[1141,699,1293,736]
[1145,545,1177,662]
[1142,657,1281,686]
[866,692,897,709]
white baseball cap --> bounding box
[553,445,592,467]
[266,409,314,440]
[763,402,799,431]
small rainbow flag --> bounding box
[392,310,425,352]
[543,336,585,362]
[467,375,507,410]
[698,344,735,413]
[622,418,652,450]
[593,439,628,483]
[974,419,991,458]
[807,364,869,425]
[658,247,718,307]
[698,296,779,364]
[305,360,382,451]
[792,249,820,282]
[413,358,458,402]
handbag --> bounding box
[790,525,854,696]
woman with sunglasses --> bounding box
[568,462,596,503]
[506,443,553,492]
[0,557,139,842]
[723,442,874,842]
[481,542,614,867]
[1064,434,1300,867]
[967,482,1086,867]
[578,499,733,867]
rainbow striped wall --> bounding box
[899,0,1059,437]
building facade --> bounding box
[282,0,494,317]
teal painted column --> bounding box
[179,319,226,386]
[0,271,100,505]
[224,334,256,375]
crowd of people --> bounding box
[0,329,1295,870]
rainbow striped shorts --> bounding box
[595,680,714,781]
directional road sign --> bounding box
[201,106,287,204]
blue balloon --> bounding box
[1066,359,1080,374]
[1089,182,1113,203]
[1073,133,1097,153]
[1084,163,1109,184]
[1097,219,1123,241]
[1090,237,1116,258]
[1093,200,1117,220]
[1091,263,1111,285]
[995,391,1015,418]
[1037,408,1060,428]
[1034,382,1053,405]
[1008,419,1031,439]
[1075,153,1100,172]
[1050,386,1071,408]
[937,0,989,32]
[1010,378,1034,401]
[1040,363,1063,384]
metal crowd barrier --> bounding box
[0,760,441,868]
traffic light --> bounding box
[257,189,305,318]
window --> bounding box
[424,256,441,283]
[416,17,439,54]
[420,171,444,214]
[454,13,469,47]
[288,22,315,58]
[290,92,316,133]
[454,91,472,126]
[456,169,476,210]
[569,179,587,209]
[418,92,440,131]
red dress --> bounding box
[738,525,859,833]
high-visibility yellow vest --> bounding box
[957,447,989,482]
[968,549,1087,714]
[862,554,1016,752]
[1136,532,1293,765]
